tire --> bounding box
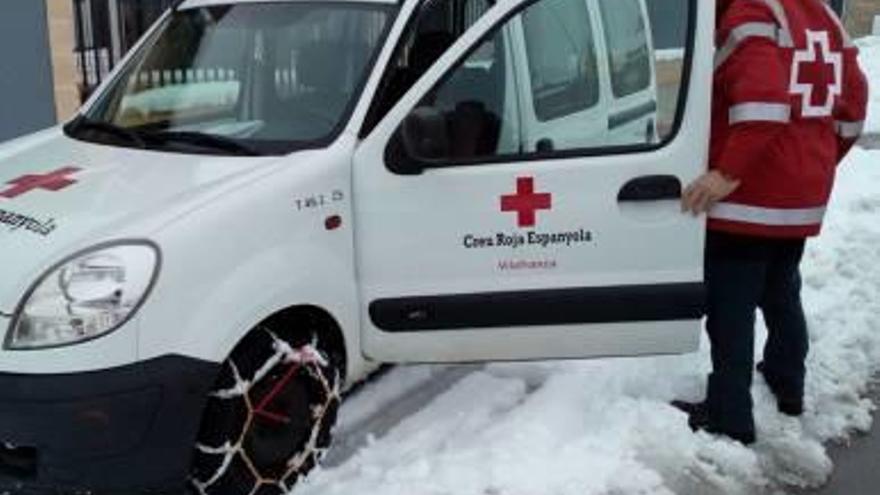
[189,326,342,495]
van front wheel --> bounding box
[189,327,341,495]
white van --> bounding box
[0,0,710,493]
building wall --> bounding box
[0,0,57,141]
[846,0,879,37]
[648,0,690,49]
[47,0,80,121]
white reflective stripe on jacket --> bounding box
[715,22,780,69]
[755,0,794,47]
[729,102,792,124]
[835,120,864,139]
[709,203,826,226]
[714,0,793,70]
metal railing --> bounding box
[73,0,176,102]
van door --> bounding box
[353,0,711,363]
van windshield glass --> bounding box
[68,3,392,156]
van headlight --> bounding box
[5,242,160,350]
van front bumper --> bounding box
[0,355,219,494]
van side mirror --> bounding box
[400,106,450,162]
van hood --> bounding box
[0,130,277,313]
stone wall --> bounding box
[846,0,880,37]
[46,0,79,121]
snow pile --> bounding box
[857,36,880,134]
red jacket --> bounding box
[708,0,869,238]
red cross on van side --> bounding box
[0,167,82,199]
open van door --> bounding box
[353,0,713,363]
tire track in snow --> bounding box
[325,365,483,467]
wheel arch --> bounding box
[255,304,349,380]
[211,299,376,388]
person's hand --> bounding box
[682,170,741,215]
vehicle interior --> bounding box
[364,0,504,160]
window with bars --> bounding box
[73,0,176,101]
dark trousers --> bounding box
[705,231,809,436]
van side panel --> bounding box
[136,137,372,385]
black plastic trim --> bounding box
[370,282,705,332]
[608,100,659,130]
[618,174,682,202]
[0,355,220,494]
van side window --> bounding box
[598,0,652,98]
[388,0,693,168]
[521,0,599,121]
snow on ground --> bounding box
[857,36,880,134]
[296,39,880,495]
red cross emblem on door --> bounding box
[790,30,842,118]
[0,167,82,199]
[500,176,552,228]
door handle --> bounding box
[617,175,682,202]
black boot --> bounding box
[670,400,756,445]
[756,362,804,417]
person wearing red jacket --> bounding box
[673,0,869,445]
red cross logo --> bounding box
[0,167,82,199]
[790,30,842,118]
[500,176,552,228]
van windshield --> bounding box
[66,2,393,156]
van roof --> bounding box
[179,0,398,10]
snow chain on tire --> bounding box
[190,327,341,495]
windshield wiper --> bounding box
[68,117,147,149]
[144,131,263,156]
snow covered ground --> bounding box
[297,39,880,495]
